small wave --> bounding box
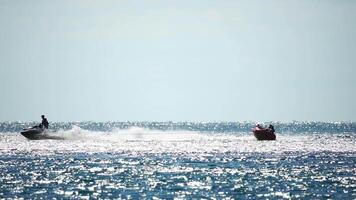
[0,124,354,155]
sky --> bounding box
[0,0,355,122]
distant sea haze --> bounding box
[1,121,356,133]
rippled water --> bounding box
[0,122,355,199]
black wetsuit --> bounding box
[269,125,275,133]
[42,118,49,129]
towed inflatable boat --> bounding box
[21,126,63,140]
[252,127,276,140]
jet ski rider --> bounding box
[40,115,49,129]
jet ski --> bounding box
[21,125,63,140]
[252,126,276,140]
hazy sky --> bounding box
[0,0,355,122]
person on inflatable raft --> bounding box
[254,124,276,140]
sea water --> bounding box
[0,122,355,199]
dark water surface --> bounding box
[0,122,355,199]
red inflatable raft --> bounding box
[252,127,276,140]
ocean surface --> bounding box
[0,121,355,199]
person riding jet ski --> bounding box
[40,115,49,129]
[21,115,62,140]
